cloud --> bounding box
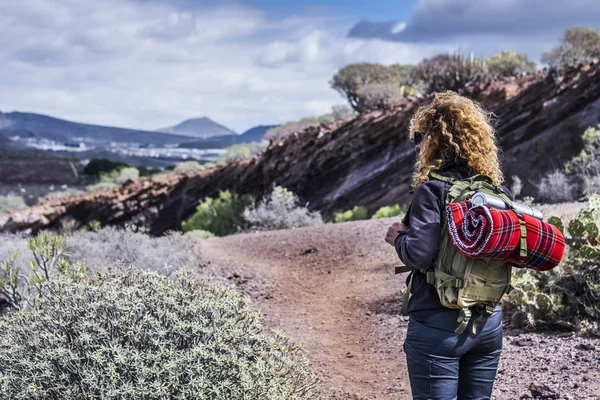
[0,0,444,132]
[348,0,600,55]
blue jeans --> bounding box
[403,310,503,400]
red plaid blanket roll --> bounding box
[445,201,565,271]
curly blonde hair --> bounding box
[409,91,503,187]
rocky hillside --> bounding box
[2,63,599,234]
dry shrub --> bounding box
[0,268,317,399]
[535,170,577,203]
[243,186,322,231]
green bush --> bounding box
[0,268,317,399]
[86,167,141,191]
[173,161,205,173]
[181,190,253,236]
[506,196,600,335]
[215,143,267,165]
[184,229,215,239]
[411,52,490,94]
[371,204,408,219]
[0,193,27,213]
[486,50,537,78]
[83,158,129,176]
[330,206,368,223]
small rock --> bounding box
[529,383,558,399]
[575,343,596,351]
[346,352,354,358]
[301,247,317,255]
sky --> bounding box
[1,0,600,133]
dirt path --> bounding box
[201,217,600,400]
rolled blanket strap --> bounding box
[505,212,566,272]
[445,201,565,271]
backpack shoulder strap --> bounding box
[429,171,457,185]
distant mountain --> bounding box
[179,125,279,149]
[0,111,197,146]
[160,117,235,139]
[239,125,278,142]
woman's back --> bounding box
[384,91,510,400]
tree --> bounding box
[486,50,537,77]
[542,26,600,69]
[330,63,397,113]
[356,83,405,111]
[388,64,417,86]
[411,53,489,94]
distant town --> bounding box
[8,135,226,163]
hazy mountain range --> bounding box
[0,111,276,148]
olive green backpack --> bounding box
[397,172,525,334]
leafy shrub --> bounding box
[83,158,128,176]
[486,50,537,78]
[215,142,267,165]
[330,206,368,223]
[184,229,215,239]
[535,170,577,203]
[182,190,253,236]
[542,26,600,69]
[115,167,140,184]
[86,220,102,232]
[330,63,397,113]
[173,161,205,173]
[371,204,408,219]
[0,193,27,213]
[356,83,407,112]
[411,53,489,94]
[243,186,322,231]
[506,196,600,335]
[330,63,416,113]
[0,267,318,399]
[86,167,141,191]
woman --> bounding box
[384,91,511,400]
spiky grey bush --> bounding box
[536,170,577,203]
[0,268,317,399]
[243,186,322,231]
[0,227,205,283]
[66,227,203,273]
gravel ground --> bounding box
[200,212,600,400]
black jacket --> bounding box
[394,161,512,331]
